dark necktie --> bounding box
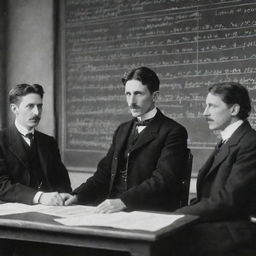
[24,133,34,147]
[134,118,152,135]
[214,139,224,155]
[135,118,152,127]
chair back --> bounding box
[179,148,193,207]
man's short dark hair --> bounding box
[122,66,160,93]
[208,82,251,120]
[9,84,44,104]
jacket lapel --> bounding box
[206,143,230,177]
[197,121,252,191]
[130,110,163,152]
[197,150,216,192]
[8,125,29,169]
[113,120,134,154]
[35,131,49,178]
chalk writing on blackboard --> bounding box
[60,0,256,170]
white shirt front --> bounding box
[15,120,34,146]
[220,120,243,142]
[136,107,157,133]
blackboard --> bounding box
[58,0,256,174]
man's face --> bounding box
[11,93,43,130]
[125,79,158,117]
[203,92,234,131]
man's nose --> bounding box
[33,106,39,115]
[203,106,209,116]
[128,95,136,105]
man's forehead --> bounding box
[125,80,149,92]
[206,92,222,102]
[18,93,43,103]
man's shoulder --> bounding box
[119,119,133,127]
[158,111,187,131]
[35,130,55,142]
[240,124,256,143]
[231,121,256,149]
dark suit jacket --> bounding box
[0,125,72,204]
[174,121,256,255]
[74,109,188,211]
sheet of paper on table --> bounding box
[0,203,35,216]
[0,203,95,217]
[33,204,95,217]
[55,211,184,232]
[0,203,184,232]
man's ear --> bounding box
[231,104,240,116]
[152,91,159,102]
[10,104,18,115]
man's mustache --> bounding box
[129,104,140,109]
[29,116,40,121]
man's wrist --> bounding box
[33,191,44,204]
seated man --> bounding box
[0,83,72,256]
[63,66,188,213]
[173,82,256,256]
[0,83,72,205]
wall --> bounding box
[4,0,84,189]
[6,0,55,135]
[0,2,7,129]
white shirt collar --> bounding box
[15,119,34,136]
[137,107,157,121]
[220,120,243,142]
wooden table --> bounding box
[0,211,198,256]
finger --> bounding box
[95,204,108,213]
[64,197,74,206]
[59,193,68,200]
[54,194,64,206]
[66,196,78,205]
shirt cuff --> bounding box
[33,191,44,204]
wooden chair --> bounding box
[179,148,193,207]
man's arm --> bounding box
[0,144,38,204]
[48,138,72,193]
[0,134,71,205]
[87,124,187,213]
[119,125,188,211]
[70,128,119,205]
[175,138,256,220]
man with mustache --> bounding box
[0,83,72,256]
[173,82,256,255]
[63,66,188,214]
[0,84,72,205]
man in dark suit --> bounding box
[0,83,72,204]
[63,66,188,213]
[173,82,256,256]
[0,83,72,256]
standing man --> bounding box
[64,66,188,213]
[0,83,72,205]
[173,82,256,255]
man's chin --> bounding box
[28,121,39,128]
[208,125,219,131]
